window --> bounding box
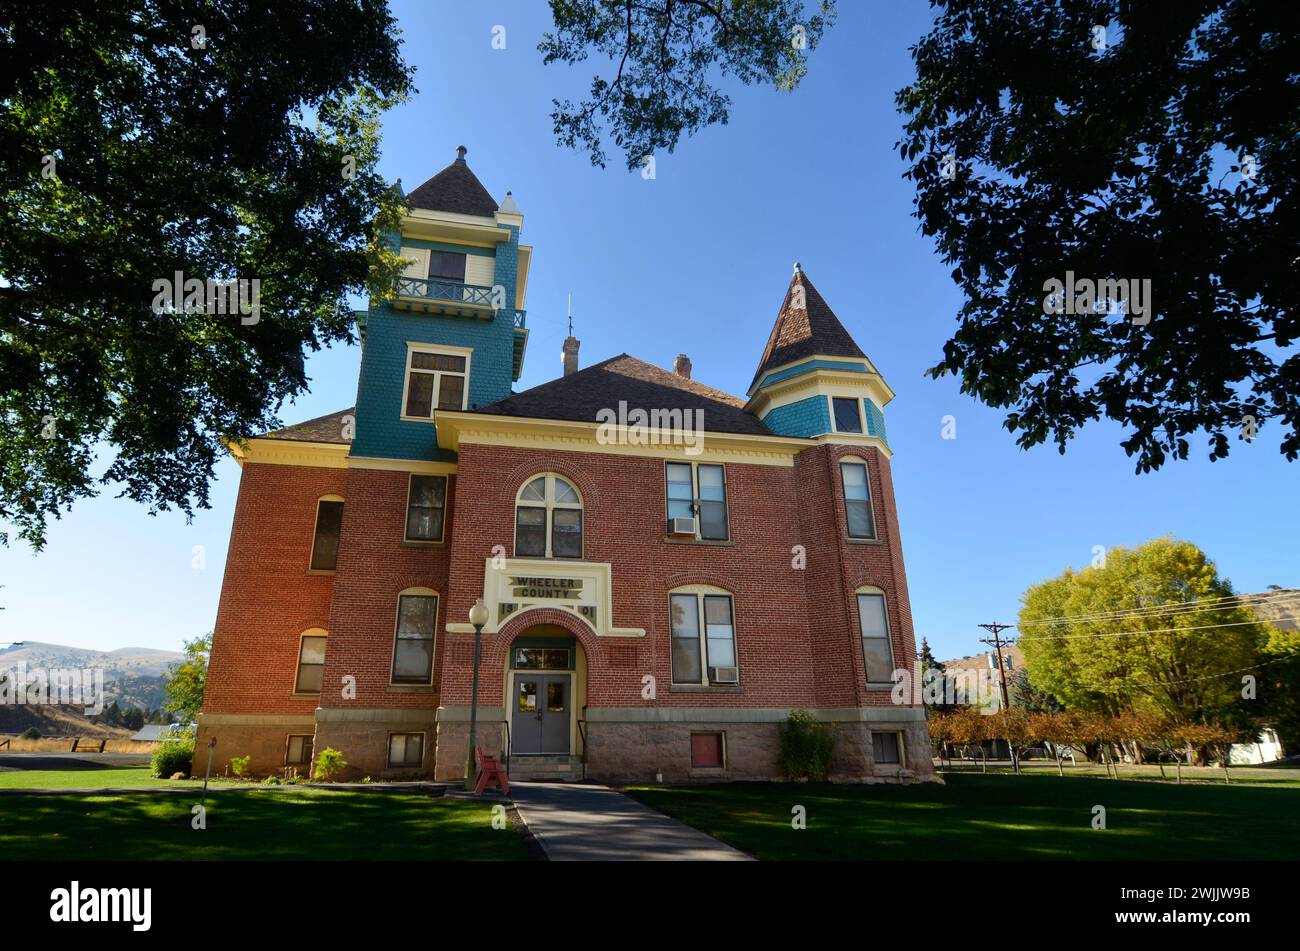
[691,733,725,769]
[286,734,314,766]
[832,397,863,433]
[388,733,424,768]
[405,475,447,542]
[872,731,902,765]
[670,590,737,685]
[514,475,583,559]
[392,592,438,684]
[514,647,571,670]
[403,346,468,418]
[427,250,466,282]
[309,498,344,571]
[664,462,728,540]
[857,591,895,684]
[295,633,327,693]
[840,460,875,539]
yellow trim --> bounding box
[399,342,472,421]
[399,210,511,247]
[228,437,350,469]
[747,352,895,403]
[435,411,810,468]
[516,244,532,310]
[747,368,894,419]
[347,457,457,476]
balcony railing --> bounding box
[396,276,497,308]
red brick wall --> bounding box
[437,442,919,712]
[318,466,453,711]
[202,462,343,715]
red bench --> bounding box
[474,745,510,796]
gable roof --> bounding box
[750,266,867,390]
[475,354,772,436]
[406,146,499,217]
[260,408,354,444]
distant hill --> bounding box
[0,640,182,711]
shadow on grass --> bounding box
[625,773,1300,861]
[0,789,526,861]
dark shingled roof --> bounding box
[476,355,773,437]
[260,408,354,444]
[406,147,499,217]
[750,267,867,390]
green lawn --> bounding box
[626,772,1300,860]
[0,766,238,789]
[0,788,525,860]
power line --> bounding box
[1015,591,1299,628]
[1017,616,1280,641]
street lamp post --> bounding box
[463,598,490,791]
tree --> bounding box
[1,2,413,548]
[1018,538,1270,727]
[163,632,212,724]
[918,637,957,713]
[540,0,836,169]
[1007,667,1063,714]
[1257,612,1300,755]
[896,1,1299,472]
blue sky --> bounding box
[1,1,1295,661]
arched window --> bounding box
[515,475,583,559]
[855,586,895,686]
[294,628,328,693]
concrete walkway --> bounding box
[510,782,751,861]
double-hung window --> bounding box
[309,498,344,571]
[665,462,729,540]
[403,346,468,418]
[857,591,895,685]
[392,592,438,685]
[670,590,738,686]
[840,460,875,539]
[405,475,447,542]
[295,632,327,693]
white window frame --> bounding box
[664,461,730,541]
[839,456,876,540]
[513,474,584,559]
[389,588,440,686]
[856,587,896,688]
[400,342,471,421]
[293,628,328,694]
[829,395,865,434]
[668,586,739,687]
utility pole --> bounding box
[978,622,1015,711]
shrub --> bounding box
[151,727,195,778]
[19,727,41,740]
[778,708,836,782]
[312,747,346,782]
[229,754,251,778]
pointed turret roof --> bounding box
[750,263,867,390]
[406,145,499,217]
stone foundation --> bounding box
[192,713,317,779]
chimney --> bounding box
[562,336,580,377]
[673,354,692,379]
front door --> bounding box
[512,674,571,755]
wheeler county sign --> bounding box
[509,576,582,599]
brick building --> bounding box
[196,147,934,784]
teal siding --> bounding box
[755,358,869,391]
[865,400,888,444]
[350,225,522,462]
[762,395,830,438]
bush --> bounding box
[19,727,41,740]
[151,727,195,778]
[229,754,251,778]
[312,747,346,782]
[778,708,836,781]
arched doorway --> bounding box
[504,623,587,759]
